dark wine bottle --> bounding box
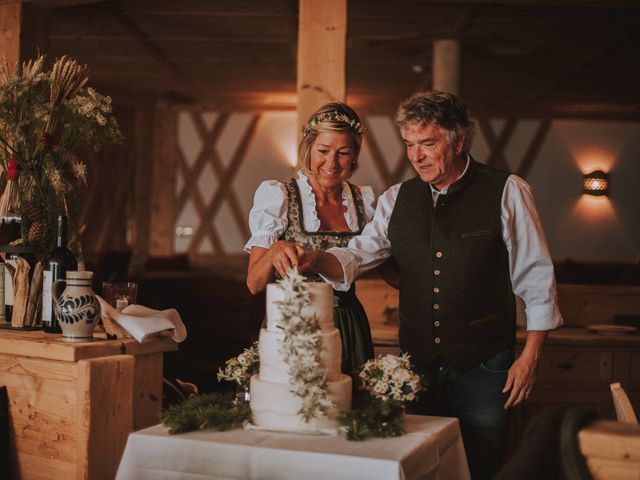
[42,215,77,333]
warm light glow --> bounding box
[573,195,616,225]
[263,93,298,106]
[262,112,298,168]
[574,147,615,174]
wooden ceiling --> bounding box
[29,0,640,119]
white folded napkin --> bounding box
[96,295,187,343]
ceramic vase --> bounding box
[52,271,101,341]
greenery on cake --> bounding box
[276,270,334,421]
[160,391,251,434]
[340,353,423,441]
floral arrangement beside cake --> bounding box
[161,271,423,439]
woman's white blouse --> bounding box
[244,170,376,252]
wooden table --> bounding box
[0,328,177,480]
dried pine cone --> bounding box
[23,203,48,245]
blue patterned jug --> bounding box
[52,271,101,341]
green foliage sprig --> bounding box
[276,270,334,421]
[160,391,251,435]
[339,396,406,441]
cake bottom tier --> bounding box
[249,373,352,433]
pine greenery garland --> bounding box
[160,392,251,435]
[338,396,406,441]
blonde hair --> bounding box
[298,103,364,174]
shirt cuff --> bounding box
[525,304,564,331]
[243,232,280,253]
[317,248,359,291]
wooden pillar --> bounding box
[130,104,157,270]
[0,1,49,71]
[296,0,347,139]
[432,39,461,95]
[149,100,177,256]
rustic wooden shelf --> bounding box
[0,329,178,480]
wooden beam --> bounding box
[0,2,49,71]
[149,100,177,256]
[130,103,156,271]
[525,26,635,105]
[297,0,346,140]
[109,3,185,79]
[0,1,21,70]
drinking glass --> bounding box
[102,282,138,312]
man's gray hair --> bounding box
[394,91,475,152]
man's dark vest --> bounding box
[388,159,516,373]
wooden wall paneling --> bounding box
[362,117,410,190]
[174,111,230,255]
[76,354,134,480]
[94,144,136,253]
[391,128,411,186]
[362,117,393,188]
[20,3,49,61]
[515,120,551,179]
[191,113,261,255]
[478,118,517,170]
[77,106,135,257]
[149,101,178,256]
[478,117,550,179]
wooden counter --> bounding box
[0,329,177,480]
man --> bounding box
[299,91,563,479]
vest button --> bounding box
[434,337,441,344]
[436,251,443,258]
[433,287,440,293]
[434,269,441,276]
[434,321,440,327]
[433,304,440,310]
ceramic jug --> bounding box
[52,271,101,341]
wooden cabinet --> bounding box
[516,328,640,419]
[509,328,640,454]
[0,330,177,480]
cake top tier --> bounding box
[265,281,334,332]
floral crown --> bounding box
[302,111,365,137]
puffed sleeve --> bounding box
[359,185,377,222]
[243,180,288,252]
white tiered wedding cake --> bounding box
[249,280,352,433]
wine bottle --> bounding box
[42,215,77,333]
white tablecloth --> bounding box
[116,415,470,480]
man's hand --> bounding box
[502,355,538,408]
[297,249,318,273]
[502,330,547,409]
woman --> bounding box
[244,102,375,376]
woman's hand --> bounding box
[270,241,304,278]
[247,242,304,294]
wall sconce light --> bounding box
[583,170,609,196]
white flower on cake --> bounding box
[275,269,334,421]
[359,353,422,402]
